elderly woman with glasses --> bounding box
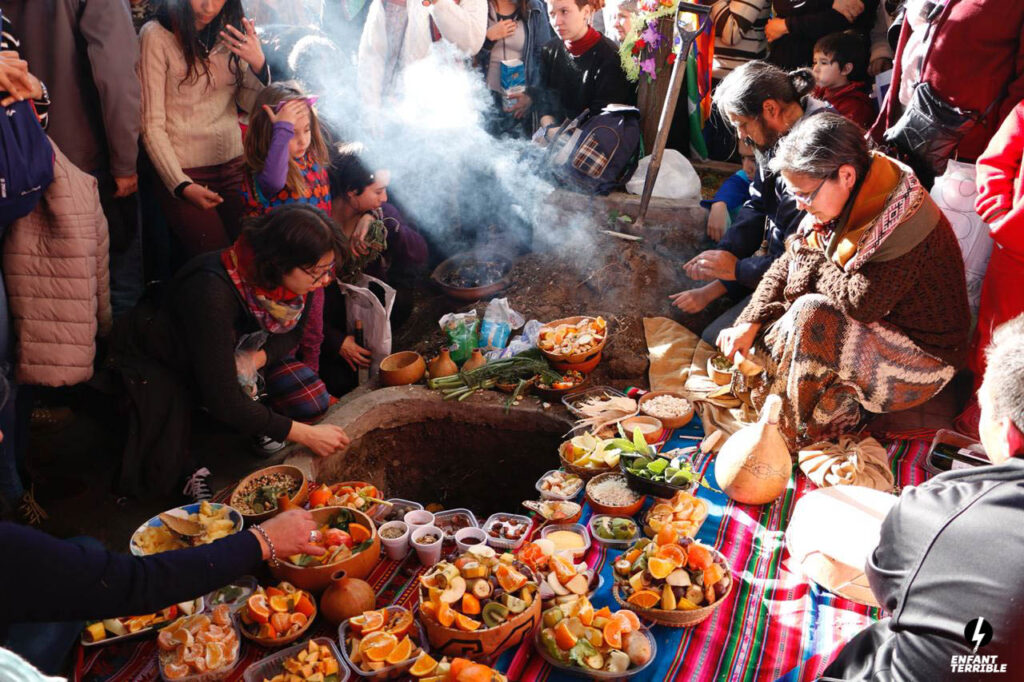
[717,113,971,448]
[112,204,351,498]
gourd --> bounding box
[714,394,791,505]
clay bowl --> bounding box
[270,506,381,593]
[496,375,537,394]
[536,374,590,401]
[619,415,666,444]
[418,587,541,660]
[707,356,735,386]
[585,472,647,517]
[380,351,426,386]
[430,252,513,301]
[548,350,603,375]
[637,391,695,429]
[229,464,310,524]
[538,316,609,366]
[237,587,317,647]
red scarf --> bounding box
[566,27,601,57]
[221,236,306,334]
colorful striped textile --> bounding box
[76,424,938,682]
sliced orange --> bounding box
[349,609,387,635]
[553,620,578,650]
[626,589,660,609]
[461,593,481,615]
[246,594,270,624]
[349,523,372,544]
[453,612,482,632]
[265,586,285,598]
[577,599,594,627]
[648,556,676,580]
[449,658,473,677]
[495,564,528,593]
[257,622,277,639]
[419,601,437,619]
[360,630,399,662]
[289,612,308,628]
[385,635,415,664]
[613,610,641,632]
[386,609,414,637]
[436,600,455,628]
[655,525,679,546]
[593,606,612,620]
[456,663,495,682]
[624,548,642,564]
[270,611,291,634]
[409,652,439,677]
[293,593,316,618]
[704,563,725,587]
[269,594,292,613]
[549,554,577,584]
[655,543,687,567]
[687,544,713,571]
[602,618,623,649]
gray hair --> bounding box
[713,61,814,119]
[768,112,871,181]
[984,315,1024,433]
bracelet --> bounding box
[251,524,279,567]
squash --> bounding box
[714,395,791,505]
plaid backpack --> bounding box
[546,105,641,195]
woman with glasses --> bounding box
[112,204,350,499]
[716,113,970,448]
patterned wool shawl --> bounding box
[221,237,306,334]
[804,152,940,272]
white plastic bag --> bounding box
[338,274,396,379]
[478,298,525,352]
[625,149,702,202]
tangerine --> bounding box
[436,600,456,628]
[385,635,415,664]
[409,652,439,676]
[349,523,372,544]
[360,630,399,662]
[549,554,577,584]
[655,544,687,567]
[613,610,641,632]
[495,564,528,593]
[270,611,291,634]
[655,525,678,546]
[626,589,660,609]
[308,483,333,508]
[163,662,189,679]
[602,618,623,649]
[647,556,676,580]
[289,612,308,629]
[554,620,578,650]
[454,612,483,632]
[687,544,713,571]
[245,595,270,624]
[211,604,231,627]
[456,663,495,682]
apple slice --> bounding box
[440,576,467,604]
[547,571,570,596]
[565,574,590,595]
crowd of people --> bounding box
[0,0,1023,677]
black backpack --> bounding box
[546,105,642,195]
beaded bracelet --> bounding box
[251,524,279,567]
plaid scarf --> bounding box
[221,237,306,334]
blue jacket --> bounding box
[476,0,554,100]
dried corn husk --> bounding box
[574,396,638,433]
[798,436,893,492]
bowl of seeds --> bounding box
[229,464,309,523]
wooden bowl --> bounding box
[585,472,646,517]
[430,252,513,301]
[548,351,603,374]
[418,590,541,659]
[380,351,426,386]
[558,441,615,481]
[707,356,735,386]
[538,316,609,365]
[237,588,317,647]
[270,506,381,593]
[229,464,310,524]
[637,391,694,429]
[619,415,665,444]
[536,374,590,401]
[496,375,537,394]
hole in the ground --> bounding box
[328,419,566,517]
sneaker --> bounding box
[253,435,286,457]
[18,486,49,526]
[182,467,212,502]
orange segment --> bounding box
[549,554,577,584]
[593,606,612,620]
[495,564,528,593]
[270,611,291,634]
[655,525,679,546]
[687,544,713,571]
[349,609,386,635]
[461,593,481,615]
[554,620,578,650]
[269,594,291,613]
[360,630,399,662]
[577,599,594,627]
[386,609,414,637]
[385,635,415,664]
[704,563,725,587]
[289,612,308,628]
[246,594,270,624]
[409,652,439,677]
[626,589,660,609]
[602,618,623,649]
[204,641,226,669]
[293,593,315,618]
[453,612,482,632]
[655,544,687,567]
[613,610,641,632]
[648,556,676,580]
[349,523,372,544]
[436,600,455,628]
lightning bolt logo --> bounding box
[970,618,987,654]
[964,617,993,653]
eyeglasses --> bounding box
[788,177,828,205]
[300,261,335,283]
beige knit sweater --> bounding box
[139,21,263,191]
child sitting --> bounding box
[811,30,875,130]
[699,138,756,242]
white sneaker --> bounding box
[182,467,212,502]
[254,435,286,456]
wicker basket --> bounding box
[538,316,609,365]
[637,391,694,429]
[559,441,615,481]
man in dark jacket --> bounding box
[0,0,143,314]
[821,314,1024,681]
[670,60,829,343]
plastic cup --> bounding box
[410,525,444,566]
[378,520,410,561]
[454,527,488,554]
[404,509,435,529]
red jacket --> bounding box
[976,100,1024,260]
[870,0,1024,163]
[813,82,876,130]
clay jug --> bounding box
[428,348,458,378]
[462,348,486,372]
[714,394,791,505]
[320,569,377,624]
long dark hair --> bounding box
[242,204,345,289]
[490,0,530,20]
[327,142,378,199]
[157,0,245,86]
[714,60,815,119]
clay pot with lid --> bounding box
[319,568,377,625]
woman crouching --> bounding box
[717,113,970,448]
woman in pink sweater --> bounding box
[139,0,269,262]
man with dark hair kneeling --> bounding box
[821,315,1024,680]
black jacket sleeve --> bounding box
[589,42,637,111]
[0,522,262,625]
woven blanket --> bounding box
[76,424,938,682]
